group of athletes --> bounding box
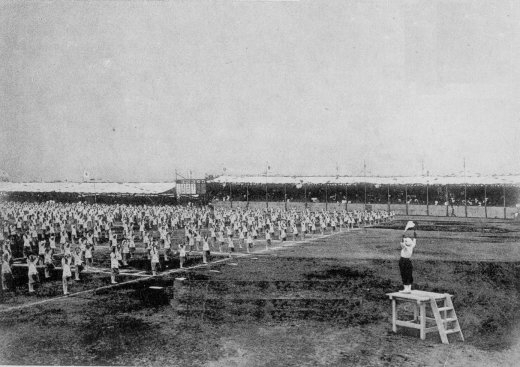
[1,200,395,295]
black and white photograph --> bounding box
[1,0,520,366]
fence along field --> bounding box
[214,201,519,219]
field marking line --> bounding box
[0,224,379,314]
[230,225,372,255]
[84,270,151,277]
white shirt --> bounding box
[28,258,38,275]
[400,237,416,258]
[110,252,119,268]
[151,248,159,263]
[73,252,83,265]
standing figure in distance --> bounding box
[62,253,72,295]
[399,221,416,294]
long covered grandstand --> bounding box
[1,174,519,218]
[207,174,520,219]
[0,182,177,205]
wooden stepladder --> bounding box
[387,290,464,344]
[429,293,464,344]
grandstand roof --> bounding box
[210,175,520,186]
[0,182,176,194]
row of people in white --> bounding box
[1,202,395,296]
[1,201,394,243]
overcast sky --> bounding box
[1,0,519,182]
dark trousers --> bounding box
[399,257,413,285]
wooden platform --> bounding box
[387,290,464,344]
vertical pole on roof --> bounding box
[230,182,232,208]
[405,185,409,216]
[503,184,507,219]
[484,184,487,218]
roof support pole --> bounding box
[345,184,348,212]
[464,183,468,218]
[405,185,408,216]
[364,182,367,206]
[503,184,507,219]
[364,160,367,206]
[325,184,328,211]
[246,184,249,209]
[284,184,287,211]
[464,158,467,217]
[387,184,390,214]
[265,180,268,209]
[426,171,429,216]
[304,184,307,210]
[484,184,487,218]
[446,185,449,217]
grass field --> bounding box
[1,217,520,366]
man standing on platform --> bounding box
[399,221,416,293]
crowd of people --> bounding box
[0,200,395,295]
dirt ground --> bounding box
[1,217,520,366]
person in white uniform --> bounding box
[399,221,417,293]
[27,254,39,293]
[178,243,186,269]
[150,243,160,276]
[1,251,12,291]
[43,246,54,279]
[202,236,210,264]
[62,254,72,295]
[110,248,119,284]
[73,247,83,281]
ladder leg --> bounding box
[443,298,448,328]
[445,295,464,342]
[392,299,397,333]
[430,298,449,344]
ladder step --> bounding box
[442,318,458,323]
[445,328,461,334]
[437,307,453,312]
